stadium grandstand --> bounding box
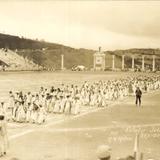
[0,48,43,71]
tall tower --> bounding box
[93,47,105,71]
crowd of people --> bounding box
[0,74,159,125]
[0,74,160,157]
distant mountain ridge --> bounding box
[0,33,159,70]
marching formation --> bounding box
[0,73,160,158]
[0,74,159,125]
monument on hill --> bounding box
[93,47,105,71]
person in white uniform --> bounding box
[0,115,9,157]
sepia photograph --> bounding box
[0,0,160,160]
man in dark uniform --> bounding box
[135,87,142,106]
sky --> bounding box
[0,0,160,50]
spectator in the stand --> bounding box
[2,65,5,71]
[4,48,7,52]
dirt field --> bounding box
[1,71,160,160]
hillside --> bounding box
[0,33,95,69]
[17,48,94,69]
[105,48,160,69]
[0,33,160,70]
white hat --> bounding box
[96,145,111,159]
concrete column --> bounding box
[61,54,64,70]
[122,55,125,70]
[103,55,105,71]
[142,55,145,71]
[99,46,101,52]
[93,54,96,70]
[152,55,155,72]
[132,55,135,70]
[112,55,115,71]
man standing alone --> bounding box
[135,87,142,106]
